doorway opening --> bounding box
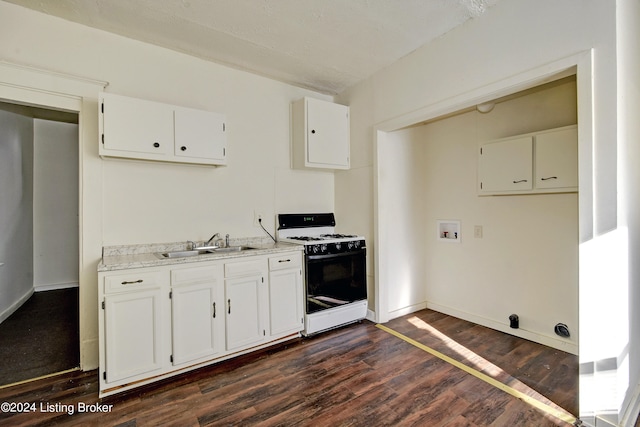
[0,101,80,386]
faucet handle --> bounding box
[187,240,196,250]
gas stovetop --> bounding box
[285,233,359,242]
[277,214,365,254]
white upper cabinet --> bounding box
[100,93,173,157]
[292,97,350,170]
[174,107,226,162]
[478,136,533,193]
[535,126,578,190]
[99,92,227,166]
[478,125,578,195]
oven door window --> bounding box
[306,250,367,314]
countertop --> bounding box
[98,238,303,272]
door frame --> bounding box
[0,61,107,370]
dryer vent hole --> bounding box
[554,323,570,338]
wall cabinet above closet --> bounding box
[99,93,227,166]
[478,125,578,195]
[292,97,350,170]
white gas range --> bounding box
[277,213,367,336]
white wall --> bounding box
[0,1,334,371]
[33,119,79,291]
[617,0,640,424]
[378,127,428,316]
[0,109,34,322]
[337,0,631,424]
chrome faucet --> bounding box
[225,234,230,247]
[205,233,220,247]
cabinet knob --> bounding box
[311,130,316,134]
[153,142,160,148]
[181,146,187,151]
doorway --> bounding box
[377,75,579,354]
[0,101,80,386]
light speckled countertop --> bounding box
[98,237,303,272]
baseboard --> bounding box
[0,287,34,324]
[426,302,579,355]
[34,281,79,292]
[388,302,428,320]
[366,308,376,323]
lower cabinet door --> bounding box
[171,282,224,365]
[225,275,264,351]
[269,268,303,336]
[104,288,164,384]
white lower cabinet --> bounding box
[224,275,265,350]
[268,253,304,336]
[224,258,268,351]
[100,268,170,386]
[98,250,303,397]
[104,288,165,383]
[171,265,224,366]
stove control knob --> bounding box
[312,244,320,254]
[320,244,328,253]
[347,241,354,250]
[335,243,341,251]
[354,240,361,249]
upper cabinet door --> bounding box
[292,97,350,170]
[174,107,227,163]
[478,136,533,193]
[535,126,578,190]
[100,93,173,157]
[306,98,350,168]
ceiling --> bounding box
[4,0,501,95]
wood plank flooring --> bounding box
[0,309,578,426]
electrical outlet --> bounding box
[254,211,264,227]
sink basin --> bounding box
[211,246,256,253]
[157,246,256,258]
[158,249,214,258]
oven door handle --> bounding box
[307,250,365,261]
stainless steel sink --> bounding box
[158,249,214,258]
[212,246,255,253]
[157,246,256,259]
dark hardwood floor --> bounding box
[0,309,578,426]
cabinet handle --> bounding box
[121,279,143,285]
[278,259,291,263]
[153,142,160,148]
[228,299,231,314]
[213,302,216,318]
[180,146,187,151]
[541,176,558,181]
[512,180,528,184]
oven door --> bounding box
[305,249,367,314]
